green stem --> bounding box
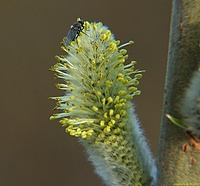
[157,0,200,185]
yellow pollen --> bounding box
[104,126,111,132]
[96,91,101,96]
[100,120,105,126]
[81,131,87,139]
[105,30,111,35]
[99,73,104,78]
[102,98,106,105]
[93,24,98,30]
[101,34,107,40]
[87,129,94,136]
[99,28,104,33]
[92,106,98,112]
[107,97,113,103]
[90,80,95,85]
[115,114,120,119]
[104,112,108,118]
[109,109,114,116]
[68,108,73,112]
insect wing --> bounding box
[63,20,84,47]
[63,29,77,46]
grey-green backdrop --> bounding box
[0,0,171,185]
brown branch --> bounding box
[157,0,200,185]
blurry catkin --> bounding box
[180,69,200,139]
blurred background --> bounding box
[0,0,171,185]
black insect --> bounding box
[63,19,84,46]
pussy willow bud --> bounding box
[50,18,156,186]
